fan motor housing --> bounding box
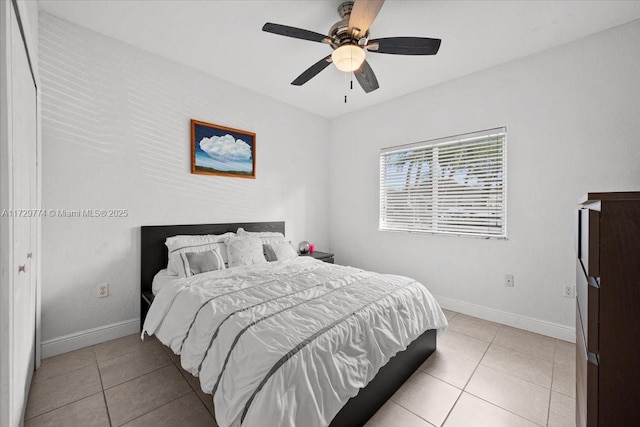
[329,18,350,44]
[329,1,368,47]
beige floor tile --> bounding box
[25,315,571,427]
[177,363,201,390]
[122,392,214,427]
[176,364,215,417]
[443,392,539,427]
[93,333,160,362]
[554,340,576,369]
[447,314,500,342]
[99,343,172,389]
[25,364,102,419]
[548,391,575,427]
[195,388,215,418]
[481,344,553,388]
[466,365,550,426]
[442,309,458,322]
[492,327,557,362]
[25,393,109,427]
[33,347,97,384]
[391,371,461,427]
[438,330,490,363]
[104,364,191,426]
[552,362,576,398]
[365,400,435,427]
[418,349,478,388]
[161,343,181,364]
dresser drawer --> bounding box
[576,259,599,354]
[577,308,587,427]
[577,307,599,427]
[579,208,600,278]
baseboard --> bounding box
[435,296,576,343]
[39,299,574,358]
[41,318,140,358]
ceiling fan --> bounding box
[262,0,441,94]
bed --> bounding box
[140,221,447,427]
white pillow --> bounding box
[237,228,285,242]
[265,241,298,261]
[237,228,285,258]
[225,235,268,267]
[165,232,234,276]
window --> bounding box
[379,127,506,238]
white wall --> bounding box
[39,13,330,351]
[329,20,640,340]
[39,10,640,350]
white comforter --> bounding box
[143,257,447,427]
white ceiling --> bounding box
[38,0,640,118]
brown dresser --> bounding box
[576,192,640,426]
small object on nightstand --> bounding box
[301,250,334,264]
[298,241,310,254]
[309,243,315,253]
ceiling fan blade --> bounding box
[291,55,333,86]
[349,0,385,38]
[262,23,331,44]
[354,60,379,93]
[367,37,441,55]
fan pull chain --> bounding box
[344,71,347,103]
[343,72,355,103]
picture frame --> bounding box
[191,119,256,178]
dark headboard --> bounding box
[140,221,285,294]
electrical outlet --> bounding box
[505,274,514,287]
[97,283,109,298]
[563,285,575,298]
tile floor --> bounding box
[25,310,576,427]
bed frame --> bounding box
[140,221,436,427]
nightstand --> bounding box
[301,251,334,264]
[141,291,154,331]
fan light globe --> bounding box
[331,44,366,72]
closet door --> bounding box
[11,1,37,417]
[0,1,38,425]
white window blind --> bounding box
[379,127,507,238]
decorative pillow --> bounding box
[183,248,225,277]
[237,228,286,258]
[225,235,268,267]
[165,233,234,276]
[265,241,298,261]
[263,245,277,262]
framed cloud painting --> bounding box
[191,119,256,178]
